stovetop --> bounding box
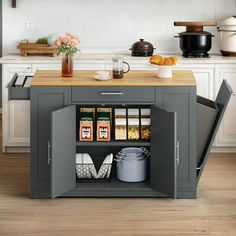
[182,52,210,58]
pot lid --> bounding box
[120,154,145,161]
[220,16,236,26]
[131,39,154,51]
[121,147,144,156]
[119,147,146,160]
[178,31,212,36]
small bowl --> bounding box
[96,71,110,79]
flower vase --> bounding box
[62,54,73,77]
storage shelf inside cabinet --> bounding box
[76,141,150,147]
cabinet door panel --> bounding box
[197,80,233,182]
[30,87,71,197]
[9,101,30,145]
[156,87,197,189]
[150,106,177,198]
[176,66,214,99]
[215,69,236,147]
[193,70,214,99]
[51,106,76,199]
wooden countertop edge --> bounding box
[30,70,196,87]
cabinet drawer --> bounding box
[71,87,155,103]
[8,74,31,100]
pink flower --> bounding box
[66,32,80,42]
[54,39,62,47]
[69,38,79,48]
[62,36,70,44]
[55,33,80,55]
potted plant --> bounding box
[54,33,80,77]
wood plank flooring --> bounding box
[0,115,235,236]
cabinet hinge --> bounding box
[176,141,180,165]
[47,141,52,165]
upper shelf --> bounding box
[31,70,196,87]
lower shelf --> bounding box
[62,178,167,197]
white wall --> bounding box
[2,0,236,55]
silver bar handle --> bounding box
[176,141,180,165]
[100,92,124,95]
[48,141,51,165]
[217,27,236,33]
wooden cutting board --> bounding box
[174,21,217,32]
[17,43,57,57]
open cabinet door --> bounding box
[197,80,234,183]
[150,106,177,198]
[50,106,76,199]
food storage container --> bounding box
[141,108,151,118]
[128,108,139,118]
[141,118,151,140]
[115,108,126,118]
[115,118,127,140]
[128,118,139,140]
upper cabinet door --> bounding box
[50,106,76,199]
[150,106,177,198]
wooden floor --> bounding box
[0,116,236,236]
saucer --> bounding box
[94,75,112,81]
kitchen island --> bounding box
[7,70,232,199]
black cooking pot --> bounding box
[130,39,156,57]
[175,32,215,57]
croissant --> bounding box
[150,55,178,66]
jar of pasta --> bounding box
[128,118,139,140]
[115,118,127,140]
[141,118,151,140]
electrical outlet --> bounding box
[26,21,34,31]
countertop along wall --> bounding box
[2,0,236,55]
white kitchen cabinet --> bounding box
[191,69,214,99]
[214,66,236,148]
[32,63,60,72]
[177,65,214,99]
[2,64,32,152]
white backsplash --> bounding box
[2,0,236,55]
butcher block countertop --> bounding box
[31,70,196,87]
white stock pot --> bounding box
[218,16,236,56]
[115,147,150,183]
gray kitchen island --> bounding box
[8,70,232,199]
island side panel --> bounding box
[30,86,71,198]
[156,86,197,199]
